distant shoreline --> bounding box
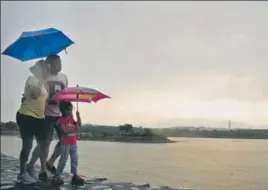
[0,130,176,144]
[78,136,177,144]
[0,130,20,136]
[1,122,176,144]
[2,131,268,141]
[2,121,268,141]
[155,128,268,140]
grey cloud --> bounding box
[1,1,268,127]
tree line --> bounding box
[2,121,268,140]
[0,121,155,137]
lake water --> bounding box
[1,136,268,190]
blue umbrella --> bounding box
[2,28,74,62]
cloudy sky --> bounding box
[1,1,268,128]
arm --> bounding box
[71,112,82,132]
[55,122,67,137]
[64,74,68,88]
[25,76,45,100]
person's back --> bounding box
[44,56,69,175]
[27,55,69,182]
[45,72,68,117]
[19,75,48,119]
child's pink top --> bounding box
[57,116,77,145]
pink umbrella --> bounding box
[52,86,110,103]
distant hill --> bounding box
[138,118,262,129]
[257,125,268,129]
[154,127,268,139]
[1,120,268,140]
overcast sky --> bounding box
[1,1,268,128]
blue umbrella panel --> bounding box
[2,28,74,61]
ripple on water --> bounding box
[1,153,198,190]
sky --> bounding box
[1,1,268,128]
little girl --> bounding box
[52,101,85,187]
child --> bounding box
[52,101,85,187]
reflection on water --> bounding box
[1,136,268,190]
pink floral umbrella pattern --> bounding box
[52,86,110,103]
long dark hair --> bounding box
[59,101,73,116]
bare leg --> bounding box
[38,140,50,173]
[29,116,54,168]
[47,141,61,167]
[28,144,40,167]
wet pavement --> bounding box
[0,153,197,190]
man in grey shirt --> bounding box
[27,54,68,181]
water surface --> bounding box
[1,136,268,190]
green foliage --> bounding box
[0,121,159,138]
[2,120,268,140]
[1,120,173,143]
[1,121,18,131]
[119,124,133,132]
[144,128,153,136]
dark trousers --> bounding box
[16,112,47,174]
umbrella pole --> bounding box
[76,84,79,111]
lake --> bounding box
[1,136,268,190]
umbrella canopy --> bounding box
[52,87,110,103]
[2,28,74,61]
